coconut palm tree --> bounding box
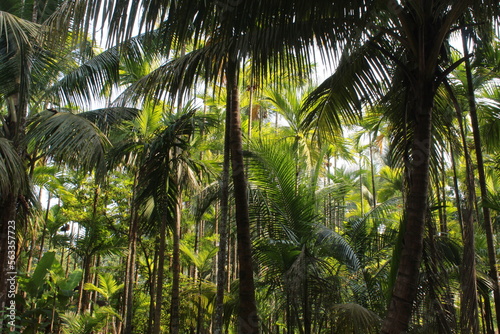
[303,2,499,332]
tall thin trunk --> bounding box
[369,138,377,207]
[226,57,259,334]
[122,171,139,334]
[462,28,500,331]
[169,175,182,334]
[152,195,168,334]
[38,192,51,260]
[145,241,158,334]
[78,254,94,313]
[449,75,480,333]
[214,78,233,334]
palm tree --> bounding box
[459,27,500,331]
[133,107,208,334]
[303,2,499,332]
[0,2,138,319]
[248,139,397,333]
[107,102,165,334]
[0,9,40,313]
[65,1,365,331]
[63,1,500,332]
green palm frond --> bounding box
[60,310,109,334]
[190,181,221,222]
[0,10,40,121]
[114,44,226,106]
[303,37,391,139]
[180,242,218,274]
[315,227,361,272]
[330,302,381,334]
[78,107,139,133]
[47,48,120,107]
[26,110,110,179]
[0,10,40,49]
[249,140,319,244]
[0,137,30,196]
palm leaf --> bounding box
[0,137,30,196]
[25,110,110,179]
[330,302,381,334]
[0,10,40,50]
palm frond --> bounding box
[0,10,40,50]
[330,302,381,334]
[78,107,139,133]
[0,137,30,197]
[47,48,120,107]
[303,37,391,140]
[25,110,110,179]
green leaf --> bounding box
[25,251,56,297]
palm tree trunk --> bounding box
[462,28,500,331]
[145,240,158,334]
[455,81,480,334]
[78,254,93,313]
[169,177,182,334]
[445,78,480,333]
[369,139,377,207]
[226,57,259,334]
[381,81,434,334]
[153,196,168,334]
[122,171,139,334]
[214,80,233,334]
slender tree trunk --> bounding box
[462,28,500,331]
[122,171,139,334]
[369,138,377,207]
[226,57,259,334]
[78,254,94,313]
[146,241,158,334]
[152,195,168,334]
[451,75,480,333]
[169,175,182,334]
[38,192,51,262]
[381,79,434,334]
[214,78,233,334]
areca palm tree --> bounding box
[60,0,500,332]
[132,107,210,334]
[248,139,400,333]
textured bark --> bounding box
[227,58,259,334]
[381,80,434,333]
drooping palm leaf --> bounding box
[0,137,30,197]
[25,110,110,179]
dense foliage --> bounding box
[1,1,500,333]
